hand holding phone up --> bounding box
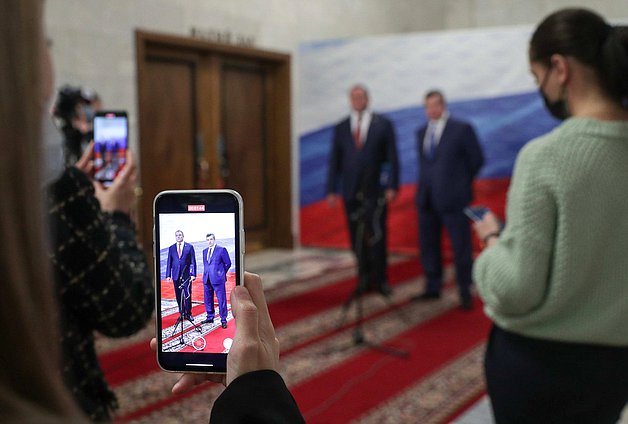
[150,272,280,390]
[472,209,502,247]
[94,149,137,215]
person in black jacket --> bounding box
[414,90,484,310]
[48,144,154,421]
[326,84,400,295]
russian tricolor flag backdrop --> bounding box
[298,25,559,254]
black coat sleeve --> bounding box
[210,370,305,424]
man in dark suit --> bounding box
[326,84,399,295]
[201,233,232,328]
[414,90,484,310]
[166,230,197,320]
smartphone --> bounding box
[463,206,490,222]
[92,110,128,187]
[153,190,245,373]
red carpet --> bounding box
[296,299,489,423]
[102,259,490,423]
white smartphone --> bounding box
[153,190,244,373]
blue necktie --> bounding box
[426,127,437,160]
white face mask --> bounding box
[40,100,65,187]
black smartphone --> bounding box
[153,190,245,373]
[463,206,490,222]
[92,110,128,187]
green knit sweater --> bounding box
[473,117,628,346]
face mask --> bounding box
[541,91,569,120]
[41,101,65,187]
[539,66,570,120]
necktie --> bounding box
[208,247,213,262]
[354,114,362,149]
[177,243,182,258]
[426,126,437,160]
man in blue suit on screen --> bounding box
[166,230,197,320]
[414,90,484,310]
[326,84,399,296]
[202,233,232,328]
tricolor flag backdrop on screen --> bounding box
[298,25,561,253]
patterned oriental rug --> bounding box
[97,260,491,423]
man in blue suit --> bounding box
[166,230,196,320]
[326,84,399,296]
[414,90,484,310]
[201,233,232,328]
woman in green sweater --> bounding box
[472,8,628,423]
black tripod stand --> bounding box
[170,277,203,347]
[334,194,409,358]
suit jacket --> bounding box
[416,117,484,212]
[326,113,399,202]
[166,242,196,282]
[202,245,231,285]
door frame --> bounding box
[135,30,292,254]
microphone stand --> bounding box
[332,186,409,358]
[170,273,202,347]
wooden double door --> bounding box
[135,31,292,254]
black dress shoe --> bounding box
[187,315,194,321]
[203,318,214,324]
[221,322,227,329]
[460,298,473,311]
[411,292,441,302]
[377,283,393,296]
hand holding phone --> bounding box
[152,272,280,392]
[154,190,244,374]
[93,149,137,214]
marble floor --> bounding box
[245,246,414,291]
[244,247,358,289]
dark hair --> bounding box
[425,89,446,104]
[206,233,215,239]
[530,8,628,105]
[53,85,88,123]
[52,84,99,165]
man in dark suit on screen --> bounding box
[166,230,197,320]
[201,233,232,328]
[326,84,399,296]
[414,90,484,310]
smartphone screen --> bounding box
[93,111,128,187]
[153,190,244,373]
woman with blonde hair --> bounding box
[0,0,86,421]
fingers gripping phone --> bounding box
[153,190,245,373]
[93,111,128,187]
